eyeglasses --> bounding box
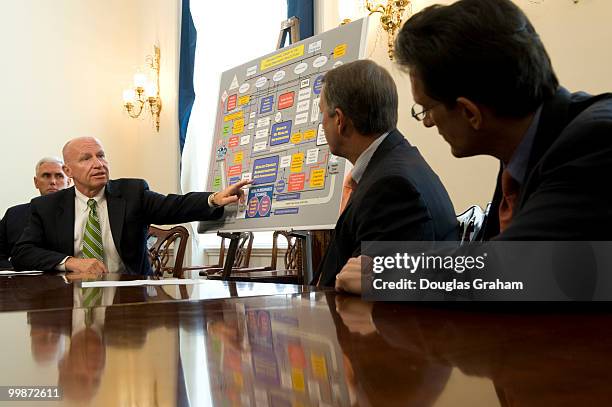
[411,103,438,122]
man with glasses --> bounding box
[335,0,612,294]
[312,60,458,287]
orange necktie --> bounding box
[498,169,520,232]
[339,171,357,214]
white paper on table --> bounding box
[0,270,44,276]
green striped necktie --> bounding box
[82,199,105,262]
[82,286,103,326]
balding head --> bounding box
[62,137,110,197]
[62,137,104,164]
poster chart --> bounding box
[201,18,369,233]
[206,295,351,406]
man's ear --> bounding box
[62,164,72,178]
[456,97,482,130]
[33,176,39,189]
[335,107,350,137]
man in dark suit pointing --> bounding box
[12,137,248,276]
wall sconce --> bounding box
[122,46,162,131]
[365,0,411,60]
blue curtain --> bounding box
[178,1,313,158]
[178,0,196,154]
[287,0,314,40]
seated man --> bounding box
[336,0,612,294]
[312,60,458,287]
[12,137,248,276]
[0,157,69,269]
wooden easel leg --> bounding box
[219,232,242,280]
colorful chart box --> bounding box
[228,164,242,177]
[290,153,304,173]
[278,92,295,110]
[313,75,324,95]
[252,156,279,185]
[270,121,292,146]
[238,95,250,106]
[223,111,243,122]
[291,132,303,144]
[260,96,274,114]
[274,208,299,215]
[232,118,244,134]
[333,43,347,59]
[245,185,274,218]
[309,168,325,188]
[227,94,237,111]
[303,129,316,140]
[260,44,304,71]
[234,151,244,164]
[228,136,239,148]
[288,173,305,191]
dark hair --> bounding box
[322,59,398,135]
[395,0,559,118]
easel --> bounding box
[216,16,331,284]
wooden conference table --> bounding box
[0,273,611,406]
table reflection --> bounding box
[0,273,307,312]
[1,291,611,406]
[201,293,350,406]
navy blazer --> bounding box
[314,129,458,286]
[12,178,223,274]
[0,203,30,269]
[485,88,612,240]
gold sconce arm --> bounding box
[365,0,411,60]
[122,46,162,131]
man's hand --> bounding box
[335,295,376,335]
[335,255,373,294]
[65,257,108,278]
[213,180,252,207]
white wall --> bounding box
[316,0,612,211]
[0,0,180,215]
[3,0,610,216]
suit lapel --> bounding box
[105,182,126,258]
[57,188,76,255]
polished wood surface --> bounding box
[1,275,611,406]
[0,274,307,313]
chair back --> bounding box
[457,205,486,245]
[271,231,304,278]
[147,225,189,278]
[233,232,254,268]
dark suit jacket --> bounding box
[485,88,612,240]
[314,129,458,286]
[0,203,30,269]
[12,178,223,274]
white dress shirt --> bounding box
[350,131,390,183]
[58,187,125,273]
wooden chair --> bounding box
[196,232,254,276]
[207,231,307,284]
[146,225,189,278]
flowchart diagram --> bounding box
[203,18,368,232]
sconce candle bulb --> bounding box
[122,46,162,131]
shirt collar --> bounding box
[74,186,106,209]
[506,105,542,185]
[350,131,390,184]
